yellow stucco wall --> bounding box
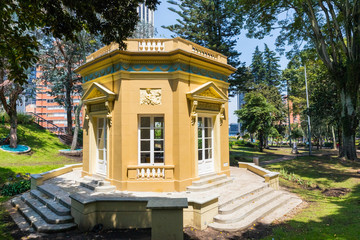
[78,38,235,192]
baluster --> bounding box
[141,168,145,178]
[162,168,165,178]
[157,168,161,178]
[137,169,140,178]
[146,168,150,178]
[152,168,156,178]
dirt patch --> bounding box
[322,188,351,197]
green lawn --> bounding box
[263,156,360,239]
[0,123,80,239]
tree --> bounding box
[236,92,277,151]
[263,44,281,87]
[251,46,266,85]
[40,31,103,135]
[0,0,159,148]
[163,0,241,67]
[237,0,360,160]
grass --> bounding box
[0,123,79,240]
[262,155,360,239]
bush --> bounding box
[324,142,333,148]
[1,179,30,196]
[0,112,33,124]
[1,173,31,196]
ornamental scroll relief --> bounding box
[140,88,162,105]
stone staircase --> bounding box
[79,176,116,193]
[186,173,233,192]
[186,170,302,232]
[11,184,77,233]
[10,175,115,233]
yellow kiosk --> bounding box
[76,37,236,192]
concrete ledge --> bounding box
[31,163,83,190]
[238,162,279,190]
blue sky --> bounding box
[154,1,289,124]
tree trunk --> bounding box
[338,79,358,160]
[65,84,72,135]
[9,110,17,148]
[258,132,263,152]
[71,100,83,150]
[338,126,343,156]
[332,126,337,149]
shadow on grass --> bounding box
[0,167,16,186]
[266,156,360,187]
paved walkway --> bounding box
[44,167,266,204]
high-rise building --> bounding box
[133,3,155,38]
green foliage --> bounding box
[164,0,241,68]
[237,0,360,159]
[236,92,278,150]
[0,112,33,125]
[1,179,30,196]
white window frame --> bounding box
[198,116,214,162]
[138,115,165,166]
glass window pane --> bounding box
[98,139,104,149]
[98,118,104,127]
[208,149,212,159]
[205,128,212,137]
[98,128,103,140]
[205,138,212,148]
[141,152,151,164]
[140,117,150,127]
[205,117,211,127]
[141,141,150,151]
[198,117,203,127]
[98,150,104,160]
[141,129,150,139]
[154,129,163,139]
[154,117,164,128]
[154,152,164,163]
[198,139,202,149]
[198,129,202,137]
[198,150,202,161]
[205,149,209,159]
[154,141,164,151]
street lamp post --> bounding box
[304,64,312,155]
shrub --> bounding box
[0,112,33,124]
[1,173,31,196]
[1,179,30,196]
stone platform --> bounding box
[9,166,302,233]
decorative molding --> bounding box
[140,88,162,105]
[198,89,220,99]
[105,101,113,126]
[82,63,229,83]
[220,104,225,125]
[191,100,198,125]
[197,101,221,112]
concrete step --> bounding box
[37,184,71,208]
[218,183,270,207]
[30,189,71,216]
[21,193,73,224]
[260,195,303,225]
[219,187,274,215]
[11,197,77,233]
[191,174,227,187]
[80,180,116,193]
[186,177,233,192]
[214,190,283,224]
[209,194,292,232]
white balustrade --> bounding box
[136,167,165,179]
[138,40,165,52]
